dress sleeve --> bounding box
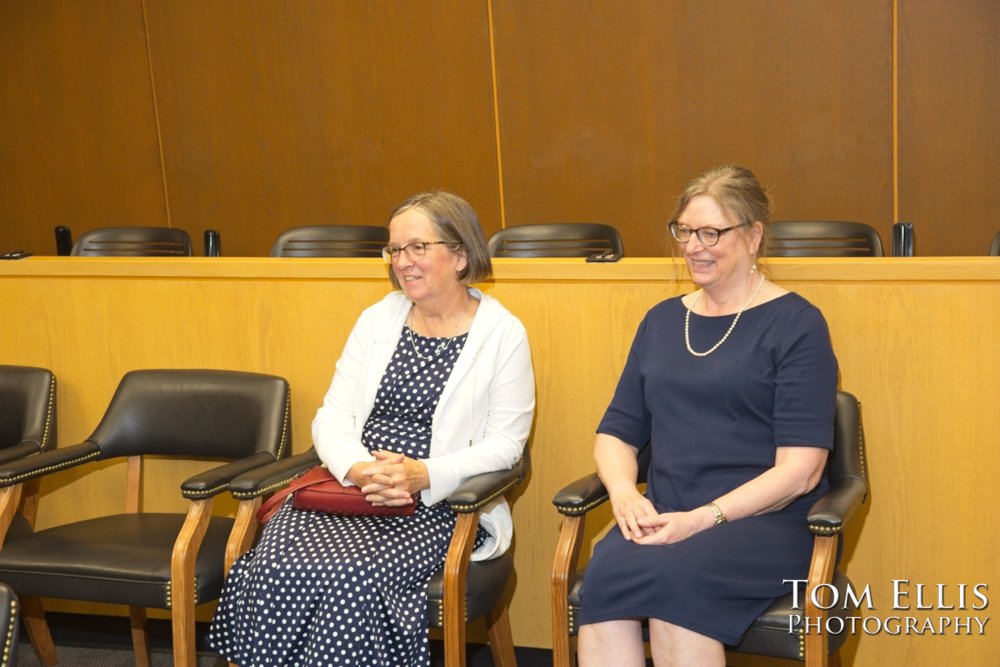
[772,304,839,449]
[596,313,653,448]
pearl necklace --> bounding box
[407,298,471,361]
[684,275,766,357]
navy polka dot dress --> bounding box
[208,326,483,666]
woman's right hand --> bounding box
[609,486,658,541]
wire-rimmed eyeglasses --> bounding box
[381,241,453,262]
[668,221,747,247]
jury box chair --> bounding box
[551,391,869,667]
[0,369,292,667]
[768,221,884,257]
[487,223,625,258]
[0,365,57,533]
[270,225,389,257]
[70,227,193,257]
[227,447,528,667]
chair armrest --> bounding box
[0,442,101,487]
[228,449,321,500]
[0,441,45,466]
[447,460,526,514]
[552,472,609,516]
[807,476,868,535]
[181,451,284,500]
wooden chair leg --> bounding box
[804,535,837,667]
[20,596,57,667]
[171,499,213,667]
[485,602,517,667]
[551,515,584,667]
[129,605,152,667]
[443,512,479,667]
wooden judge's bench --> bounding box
[1,256,998,667]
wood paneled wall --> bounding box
[0,2,997,256]
[1,256,998,667]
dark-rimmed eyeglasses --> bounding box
[381,241,453,262]
[668,221,746,247]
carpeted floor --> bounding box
[14,645,226,666]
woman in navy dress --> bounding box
[577,165,838,667]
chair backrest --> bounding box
[0,365,57,455]
[270,225,388,257]
[71,227,193,257]
[88,369,290,460]
[768,221,883,257]
[990,230,1000,256]
[488,223,625,258]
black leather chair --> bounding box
[769,221,884,257]
[270,225,389,257]
[551,391,868,667]
[989,230,1000,256]
[70,227,193,256]
[0,365,57,535]
[0,582,18,667]
[228,448,527,667]
[488,223,624,258]
[0,369,291,667]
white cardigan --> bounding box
[312,288,535,559]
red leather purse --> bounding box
[256,465,416,524]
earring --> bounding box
[750,252,758,274]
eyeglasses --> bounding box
[381,240,453,262]
[668,221,746,247]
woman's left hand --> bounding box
[632,506,714,545]
[359,450,429,506]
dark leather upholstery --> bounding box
[0,582,18,667]
[230,448,528,666]
[0,365,56,465]
[488,223,625,258]
[70,227,193,256]
[769,221,884,257]
[0,369,291,666]
[552,391,869,665]
[270,225,388,257]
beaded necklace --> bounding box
[684,275,766,357]
[406,298,472,361]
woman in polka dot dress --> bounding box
[208,191,535,666]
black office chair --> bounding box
[0,369,291,667]
[228,448,526,667]
[0,582,18,667]
[989,230,1000,256]
[769,221,884,257]
[551,391,868,667]
[270,225,389,257]
[70,227,193,257]
[488,223,624,258]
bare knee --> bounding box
[578,620,646,667]
[648,618,724,667]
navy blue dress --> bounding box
[577,293,838,645]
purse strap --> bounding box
[255,466,331,525]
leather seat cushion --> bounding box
[0,513,234,609]
[426,551,513,628]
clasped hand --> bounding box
[611,488,709,545]
[352,451,429,507]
